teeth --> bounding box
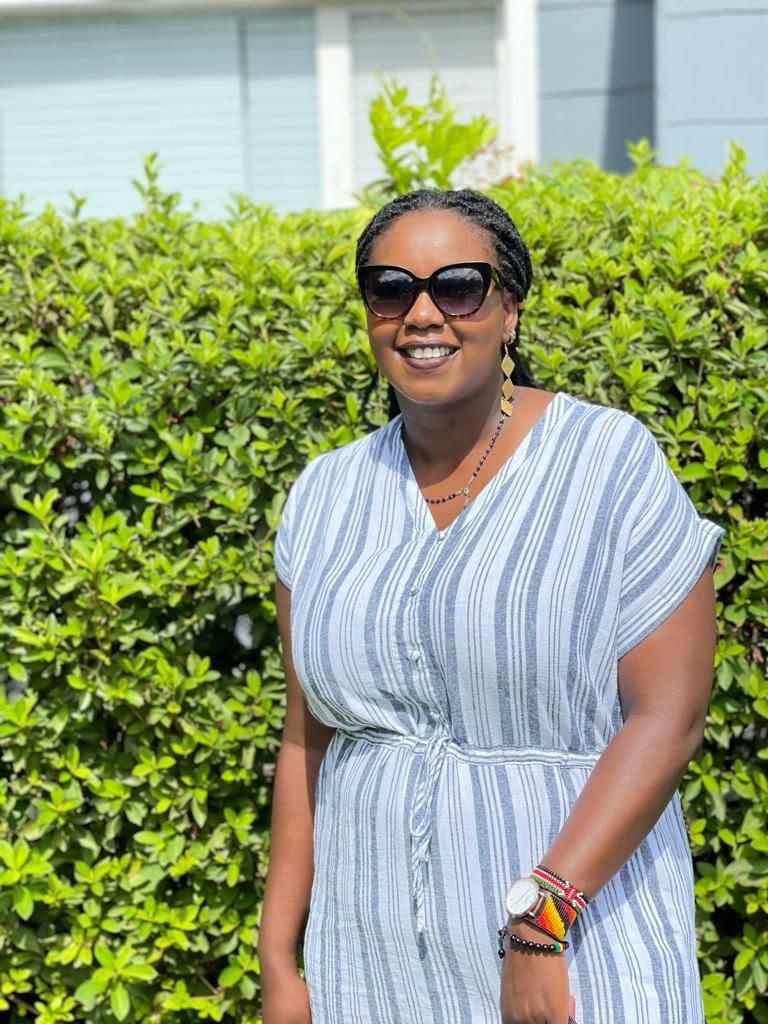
[406,346,455,360]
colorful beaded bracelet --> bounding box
[497,925,569,959]
[532,864,588,912]
[524,890,572,941]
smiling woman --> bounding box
[258,189,725,1024]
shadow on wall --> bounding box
[604,0,655,170]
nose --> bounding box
[404,286,444,328]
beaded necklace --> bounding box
[402,409,510,510]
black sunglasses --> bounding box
[357,261,504,320]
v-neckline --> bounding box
[396,391,572,539]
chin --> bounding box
[395,388,467,410]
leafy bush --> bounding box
[0,159,377,1023]
[0,147,765,1022]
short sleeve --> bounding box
[274,479,297,590]
[616,422,725,659]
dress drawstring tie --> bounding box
[407,731,449,934]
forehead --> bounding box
[368,208,494,273]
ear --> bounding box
[501,292,521,340]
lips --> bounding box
[397,343,459,369]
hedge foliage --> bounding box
[0,148,765,1023]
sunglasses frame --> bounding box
[357,261,504,320]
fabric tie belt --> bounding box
[407,730,450,934]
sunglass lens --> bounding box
[363,269,414,318]
[433,266,487,315]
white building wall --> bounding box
[0,0,548,214]
[0,14,245,214]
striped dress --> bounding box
[274,390,725,1024]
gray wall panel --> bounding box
[658,122,768,168]
[657,12,767,121]
[0,9,320,214]
[538,0,654,170]
[538,0,652,8]
[244,10,320,210]
[541,90,654,168]
[656,1,768,170]
[540,3,652,92]
[662,0,765,12]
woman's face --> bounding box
[363,208,519,413]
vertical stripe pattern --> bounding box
[274,390,724,1023]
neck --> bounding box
[398,387,504,468]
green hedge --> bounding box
[0,149,765,1023]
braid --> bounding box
[356,189,538,423]
[356,189,533,304]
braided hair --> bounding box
[355,189,539,420]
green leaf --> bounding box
[12,886,34,920]
[7,662,28,683]
[93,942,115,970]
[217,964,242,987]
[123,963,157,982]
[74,977,107,1007]
[111,982,130,1022]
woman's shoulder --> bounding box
[555,388,656,444]
[547,389,672,490]
[284,418,401,497]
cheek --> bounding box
[367,318,396,351]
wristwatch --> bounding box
[504,876,570,941]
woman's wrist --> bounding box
[257,945,300,977]
[505,916,560,943]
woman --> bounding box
[258,189,724,1024]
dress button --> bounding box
[407,649,421,662]
[410,585,418,595]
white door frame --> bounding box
[497,0,540,168]
[316,6,355,208]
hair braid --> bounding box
[356,189,538,423]
[356,189,533,303]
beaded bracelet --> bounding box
[532,865,588,912]
[531,866,588,936]
[497,925,569,959]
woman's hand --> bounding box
[499,920,572,1024]
[260,957,312,1024]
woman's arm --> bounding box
[258,580,336,977]
[539,561,717,895]
[500,564,718,1024]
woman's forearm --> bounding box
[535,569,717,903]
[536,712,703,901]
[258,736,328,968]
[260,578,335,971]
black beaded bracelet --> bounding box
[497,925,568,958]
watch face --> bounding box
[505,878,539,917]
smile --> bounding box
[398,345,459,367]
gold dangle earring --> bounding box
[500,332,516,416]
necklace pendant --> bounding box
[420,412,508,508]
